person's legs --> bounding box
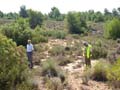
[27,52,33,69]
[87,58,91,68]
[85,57,91,68]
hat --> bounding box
[83,41,88,46]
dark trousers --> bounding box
[27,52,33,69]
[85,57,91,67]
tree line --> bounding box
[0,5,120,43]
[0,5,120,21]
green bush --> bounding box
[52,30,66,39]
[49,45,65,56]
[67,12,88,34]
[35,27,67,39]
[45,77,63,90]
[92,40,108,59]
[41,59,66,90]
[104,18,120,39]
[91,60,110,81]
[41,59,65,82]
[32,35,48,44]
[41,59,58,77]
[107,59,120,88]
[15,29,32,46]
[28,9,44,29]
[0,34,32,90]
[1,22,32,46]
[71,34,80,39]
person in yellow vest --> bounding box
[82,41,92,67]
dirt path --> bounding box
[62,58,112,90]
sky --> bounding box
[0,0,120,14]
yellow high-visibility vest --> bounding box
[86,44,92,58]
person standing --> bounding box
[26,39,34,69]
[82,41,92,67]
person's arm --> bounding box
[82,47,85,56]
[32,44,34,51]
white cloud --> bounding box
[0,0,120,13]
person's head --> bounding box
[83,41,88,47]
[28,39,31,44]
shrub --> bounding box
[72,34,80,39]
[0,34,32,90]
[45,77,63,90]
[107,59,120,88]
[28,10,44,29]
[67,12,88,34]
[41,59,59,77]
[41,59,65,82]
[81,68,91,84]
[107,52,117,64]
[92,40,108,59]
[56,56,74,66]
[49,45,65,56]
[15,29,32,46]
[52,30,66,39]
[32,35,48,44]
[42,59,66,90]
[104,18,120,39]
[34,44,48,52]
[90,60,110,81]
[1,23,32,46]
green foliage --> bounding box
[49,7,64,21]
[45,77,63,90]
[32,32,48,44]
[92,40,108,59]
[41,59,59,77]
[112,8,119,17]
[42,59,66,90]
[19,5,28,18]
[107,59,120,88]
[67,12,88,34]
[0,34,31,90]
[49,45,65,56]
[1,18,33,46]
[0,11,3,18]
[104,18,120,39]
[28,9,44,29]
[16,29,32,46]
[35,27,67,39]
[1,21,32,46]
[91,60,110,81]
[52,30,66,39]
[6,12,19,19]
[94,12,104,22]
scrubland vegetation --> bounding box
[0,5,120,90]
